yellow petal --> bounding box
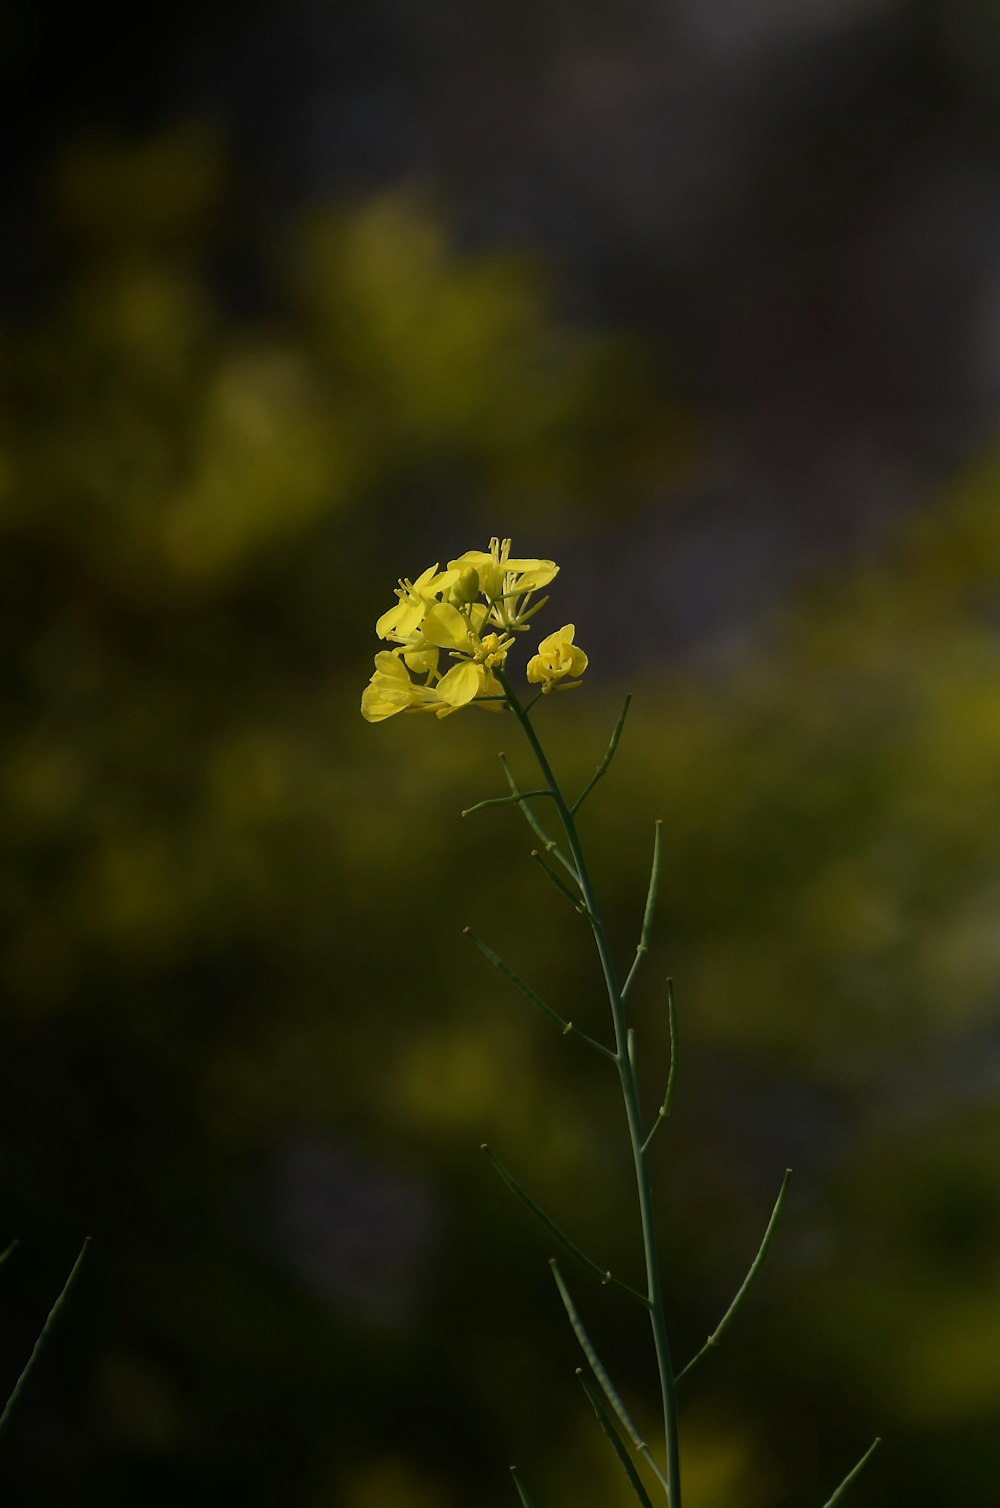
[403,646,439,675]
[435,660,481,707]
[421,602,473,651]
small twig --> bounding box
[622,821,664,1002]
[0,1238,91,1436]
[499,753,578,880]
[464,929,615,1061]
[482,1146,649,1305]
[821,1438,882,1507]
[640,980,679,1156]
[677,1170,793,1382]
[510,1465,540,1507]
[0,1240,19,1270]
[530,850,590,915]
[462,790,554,816]
[550,1260,671,1496]
[571,696,632,814]
[576,1369,656,1508]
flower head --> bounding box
[361,540,583,722]
[526,624,588,694]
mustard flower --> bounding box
[376,563,457,642]
[448,537,557,632]
[360,645,505,723]
[363,540,576,721]
[360,651,441,722]
[526,624,588,693]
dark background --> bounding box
[3,2,1000,1504]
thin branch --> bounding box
[499,753,578,880]
[622,821,664,1002]
[0,1240,19,1270]
[0,1238,91,1436]
[464,929,615,1061]
[571,696,632,814]
[576,1369,656,1508]
[510,1466,540,1507]
[640,980,679,1156]
[530,850,589,916]
[482,1146,649,1306]
[550,1261,671,1497]
[821,1438,881,1507]
[676,1170,793,1382]
[462,790,554,816]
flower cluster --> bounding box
[361,538,587,721]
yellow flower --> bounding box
[360,651,440,721]
[526,624,588,693]
[418,601,477,654]
[360,650,504,723]
[375,563,457,641]
[448,537,557,631]
[363,540,572,722]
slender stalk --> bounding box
[641,980,679,1156]
[676,1168,792,1383]
[482,1145,651,1305]
[821,1437,881,1506]
[622,821,664,1002]
[0,1238,91,1436]
[510,1465,540,1507]
[498,673,682,1508]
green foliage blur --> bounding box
[2,127,999,1506]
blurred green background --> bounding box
[4,4,1000,1505]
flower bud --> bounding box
[450,567,480,606]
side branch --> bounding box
[640,980,679,1155]
[676,1169,793,1382]
[821,1438,881,1507]
[463,789,554,816]
[463,929,615,1061]
[550,1261,672,1497]
[530,850,590,915]
[622,820,664,1002]
[0,1238,91,1436]
[510,1465,540,1507]
[571,696,631,814]
[499,753,578,881]
[576,1369,656,1508]
[482,1145,649,1306]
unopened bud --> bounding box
[450,567,480,605]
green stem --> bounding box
[498,672,682,1508]
[0,1238,91,1436]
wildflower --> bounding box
[526,624,588,693]
[418,601,478,654]
[360,649,505,723]
[376,563,457,641]
[360,651,440,722]
[448,537,557,632]
[362,540,577,721]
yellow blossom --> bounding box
[363,539,577,722]
[526,624,588,693]
[360,650,504,723]
[448,537,557,631]
[375,563,457,641]
[418,601,477,653]
[360,651,441,722]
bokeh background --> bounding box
[4,2,1000,1503]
